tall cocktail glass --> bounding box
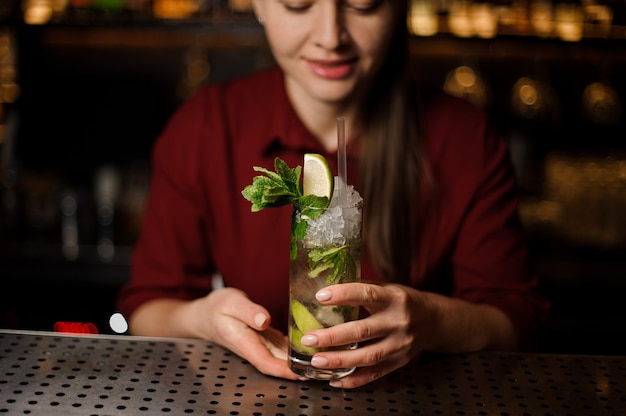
[288,179,362,380]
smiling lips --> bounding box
[307,58,356,79]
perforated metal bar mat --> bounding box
[1,330,625,415]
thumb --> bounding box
[217,287,272,331]
[235,290,271,330]
[252,309,271,330]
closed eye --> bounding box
[281,0,384,14]
[345,0,383,14]
[282,1,313,13]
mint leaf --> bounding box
[307,245,356,285]
[290,211,308,260]
[253,166,284,186]
[309,257,334,278]
[242,157,344,267]
[275,158,301,195]
[242,158,302,211]
[262,187,296,205]
[327,249,357,285]
[241,178,271,212]
[309,245,348,263]
[241,176,293,211]
[298,194,330,220]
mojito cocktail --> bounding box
[288,185,362,379]
[241,151,362,380]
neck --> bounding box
[285,80,359,153]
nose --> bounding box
[312,3,346,50]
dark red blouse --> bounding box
[117,67,550,348]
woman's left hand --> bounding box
[299,282,438,389]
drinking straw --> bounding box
[336,117,348,207]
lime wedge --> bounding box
[290,327,320,355]
[303,153,334,200]
[291,300,324,334]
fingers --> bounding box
[205,289,300,381]
[316,282,400,309]
[306,283,406,348]
[260,327,290,361]
[302,317,385,349]
[214,288,272,331]
[243,329,302,380]
[329,356,408,389]
[311,335,404,370]
[314,341,412,389]
[303,283,420,388]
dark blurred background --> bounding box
[1,0,625,354]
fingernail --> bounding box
[311,356,329,367]
[316,289,331,301]
[254,313,267,328]
[329,380,343,388]
[301,334,318,346]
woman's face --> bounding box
[253,0,400,107]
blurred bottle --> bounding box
[22,0,54,24]
[582,0,613,37]
[60,189,79,261]
[581,81,621,126]
[530,0,555,37]
[511,75,560,121]
[177,45,211,99]
[0,28,18,242]
[48,0,68,21]
[118,161,149,246]
[94,165,120,263]
[229,0,251,14]
[493,0,530,33]
[443,65,489,108]
[555,1,584,41]
[0,28,19,105]
[471,1,498,38]
[153,0,202,19]
[448,0,474,37]
[409,0,439,37]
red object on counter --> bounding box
[53,321,99,334]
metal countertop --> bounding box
[1,330,625,415]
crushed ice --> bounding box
[304,177,362,248]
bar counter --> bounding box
[1,329,624,415]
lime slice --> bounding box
[290,327,320,355]
[303,153,334,200]
[291,300,324,333]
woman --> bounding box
[117,0,550,389]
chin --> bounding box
[313,92,353,105]
[309,81,358,102]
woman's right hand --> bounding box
[129,288,302,381]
